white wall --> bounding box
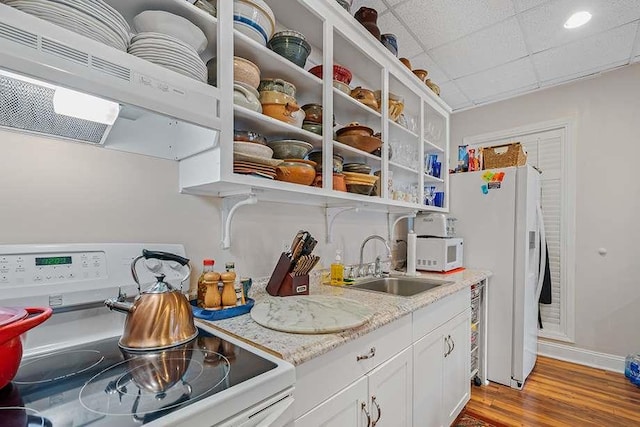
[450,63,640,358]
[0,129,398,291]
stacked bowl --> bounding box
[233,0,275,46]
[343,172,378,195]
[258,79,304,127]
[267,30,311,68]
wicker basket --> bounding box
[482,142,527,170]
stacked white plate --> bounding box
[128,32,207,83]
[3,0,131,51]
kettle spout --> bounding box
[104,298,133,314]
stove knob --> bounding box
[144,258,162,272]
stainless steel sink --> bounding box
[348,277,453,297]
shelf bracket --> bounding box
[387,211,418,242]
[221,192,257,249]
[325,206,359,244]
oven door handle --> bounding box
[255,395,294,427]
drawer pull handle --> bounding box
[444,335,452,357]
[449,336,455,354]
[371,395,382,426]
[361,402,372,427]
[357,347,376,361]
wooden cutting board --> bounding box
[250,295,373,334]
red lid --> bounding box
[0,307,27,327]
[203,259,215,266]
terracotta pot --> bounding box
[350,87,378,110]
[262,103,304,127]
[312,173,347,191]
[412,69,429,82]
[276,161,316,185]
[258,90,296,105]
[399,57,412,69]
[336,122,374,138]
[354,7,381,40]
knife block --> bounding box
[266,252,309,297]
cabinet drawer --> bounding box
[412,288,469,342]
[294,314,412,419]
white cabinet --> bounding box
[297,348,413,427]
[296,377,369,427]
[413,304,471,427]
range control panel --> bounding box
[0,243,187,308]
[0,251,107,286]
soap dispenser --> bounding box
[406,229,417,276]
[330,249,344,286]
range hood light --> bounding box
[53,87,120,125]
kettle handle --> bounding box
[131,250,191,293]
[142,249,189,266]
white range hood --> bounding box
[0,2,221,160]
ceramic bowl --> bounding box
[313,173,347,191]
[381,33,398,57]
[343,171,379,185]
[332,80,351,95]
[302,121,323,135]
[258,78,297,98]
[233,141,273,158]
[426,79,441,96]
[261,103,304,127]
[258,90,296,105]
[343,163,372,174]
[133,11,208,54]
[233,82,262,112]
[267,31,311,68]
[350,87,378,110]
[267,139,314,159]
[346,182,375,196]
[233,130,267,145]
[275,161,316,185]
[301,103,323,123]
[336,135,383,154]
[399,57,412,69]
[233,0,275,46]
[308,65,352,84]
[374,90,405,122]
[306,150,344,173]
[336,122,374,138]
[412,69,429,82]
[207,56,261,89]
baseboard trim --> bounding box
[538,340,625,373]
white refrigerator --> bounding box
[450,165,545,389]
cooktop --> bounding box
[0,328,277,426]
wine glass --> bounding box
[424,185,436,206]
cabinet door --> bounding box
[295,376,369,427]
[413,325,446,427]
[443,309,471,424]
[367,347,413,427]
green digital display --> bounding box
[35,256,72,266]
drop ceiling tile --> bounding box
[519,0,640,53]
[532,22,637,82]
[512,0,550,12]
[377,11,423,58]
[454,57,538,101]
[350,0,387,15]
[429,17,528,79]
[408,52,450,83]
[438,81,472,110]
[394,0,515,49]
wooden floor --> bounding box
[462,356,640,426]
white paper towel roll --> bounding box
[406,231,417,276]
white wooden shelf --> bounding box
[424,139,445,153]
[389,119,419,139]
[333,87,382,128]
[424,173,444,183]
[389,161,419,176]
[234,106,322,148]
[332,140,382,163]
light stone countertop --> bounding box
[200,269,491,366]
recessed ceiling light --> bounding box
[564,11,592,29]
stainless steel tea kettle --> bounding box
[105,249,197,350]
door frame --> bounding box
[462,117,576,343]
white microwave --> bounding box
[415,237,463,272]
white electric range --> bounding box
[0,243,295,427]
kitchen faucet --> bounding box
[359,235,392,278]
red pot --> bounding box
[0,307,52,390]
